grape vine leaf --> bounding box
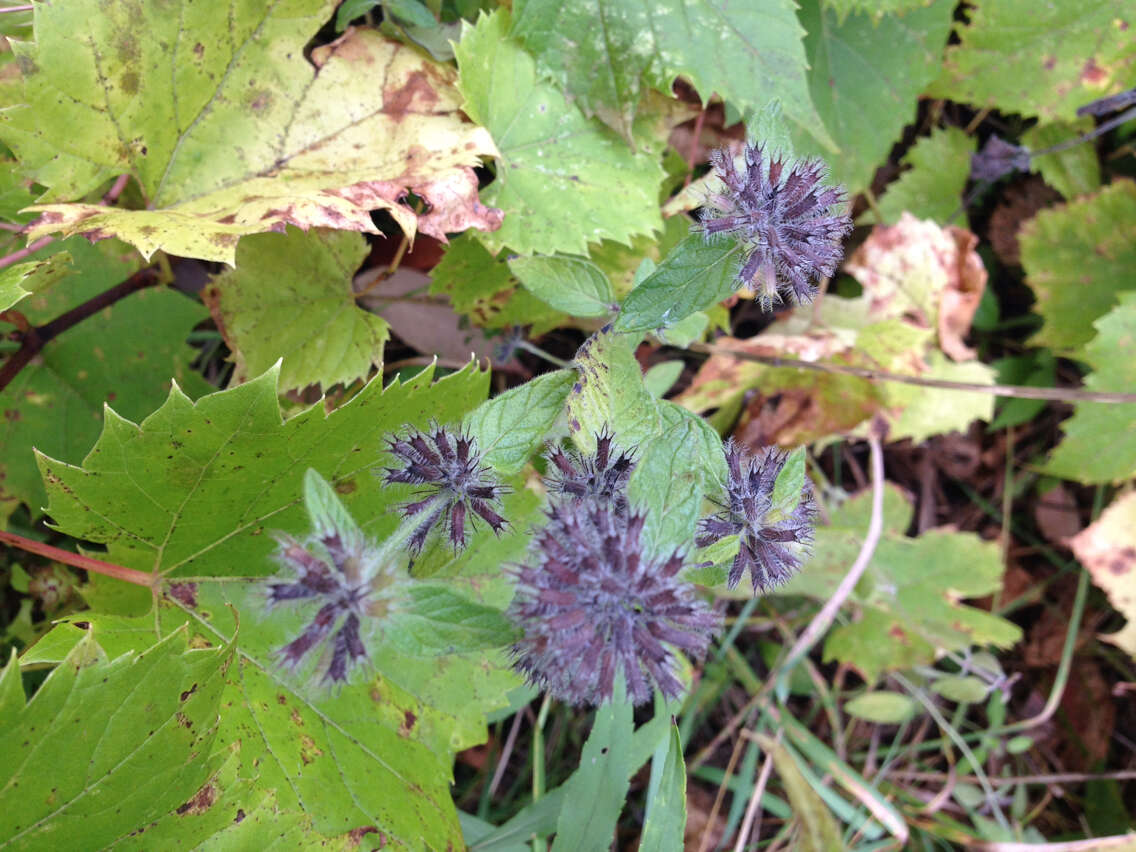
[0,250,71,311]
[0,238,208,516]
[861,127,976,225]
[926,0,1136,123]
[37,363,533,841]
[0,628,233,852]
[1069,492,1136,659]
[790,0,956,194]
[1044,294,1136,484]
[781,485,1022,683]
[455,10,664,256]
[202,228,387,394]
[510,0,830,150]
[1020,180,1136,351]
[1022,120,1102,200]
[6,1,499,264]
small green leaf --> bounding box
[551,686,635,852]
[1006,736,1033,755]
[863,127,975,225]
[302,468,363,543]
[1021,180,1136,351]
[391,584,516,655]
[654,311,709,347]
[203,228,387,394]
[615,235,740,333]
[932,676,990,704]
[0,630,232,851]
[336,0,379,29]
[770,447,807,516]
[464,369,575,475]
[643,361,684,398]
[456,10,663,255]
[508,254,616,317]
[1024,120,1102,200]
[640,724,686,852]
[845,691,919,724]
[1043,296,1136,484]
[0,251,72,311]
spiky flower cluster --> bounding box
[697,441,817,593]
[268,529,389,683]
[544,429,636,512]
[699,143,851,306]
[382,423,509,556]
[509,498,720,705]
[509,432,719,706]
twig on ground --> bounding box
[688,341,1136,404]
[732,732,779,852]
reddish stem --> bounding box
[0,530,155,587]
[0,265,162,394]
[0,235,54,271]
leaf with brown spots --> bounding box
[780,484,1021,683]
[0,627,233,850]
[927,0,1136,123]
[5,3,499,263]
[1069,492,1136,659]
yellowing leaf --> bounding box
[927,0,1136,123]
[6,3,499,263]
[202,228,387,393]
[1070,493,1136,659]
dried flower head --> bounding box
[544,429,636,511]
[697,441,817,593]
[509,499,720,706]
[268,528,394,683]
[699,143,851,306]
[382,422,509,555]
[970,135,1031,183]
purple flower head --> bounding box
[268,530,393,684]
[544,429,636,512]
[382,422,509,556]
[698,143,851,306]
[697,441,817,594]
[509,498,721,706]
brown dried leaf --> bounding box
[1069,492,1136,659]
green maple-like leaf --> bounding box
[1020,180,1136,351]
[1023,119,1102,200]
[510,0,829,148]
[0,238,208,516]
[0,250,71,311]
[5,0,499,263]
[927,0,1136,123]
[37,363,538,841]
[861,126,975,225]
[455,10,663,256]
[790,0,956,194]
[203,228,387,394]
[0,628,232,852]
[1044,293,1136,483]
[781,485,1021,683]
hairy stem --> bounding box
[0,530,154,587]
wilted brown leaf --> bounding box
[1069,492,1136,659]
